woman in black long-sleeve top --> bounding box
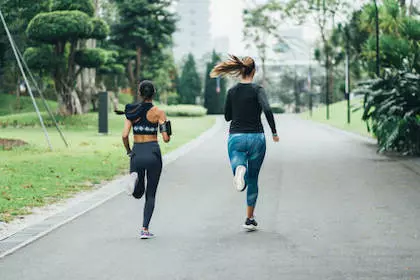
[211,55,279,231]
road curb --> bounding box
[0,117,223,259]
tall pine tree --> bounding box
[112,0,177,97]
[179,53,201,104]
[204,51,226,114]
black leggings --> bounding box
[130,142,162,229]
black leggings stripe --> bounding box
[130,142,162,229]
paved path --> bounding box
[1,115,420,279]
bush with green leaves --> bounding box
[166,92,180,105]
[25,1,110,115]
[52,0,95,16]
[24,46,65,71]
[75,49,108,69]
[271,103,286,114]
[27,11,94,43]
[160,105,207,117]
[355,69,420,155]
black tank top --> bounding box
[130,103,158,135]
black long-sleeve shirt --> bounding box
[224,83,277,134]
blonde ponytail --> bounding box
[210,55,255,78]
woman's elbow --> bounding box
[122,133,129,140]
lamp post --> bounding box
[344,25,351,124]
[373,0,380,76]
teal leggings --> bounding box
[228,133,266,207]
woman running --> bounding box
[211,55,279,231]
[122,80,172,239]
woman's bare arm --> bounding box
[122,119,133,154]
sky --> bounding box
[209,0,318,55]
[209,0,247,54]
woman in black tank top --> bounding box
[211,55,279,231]
[121,80,171,239]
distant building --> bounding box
[213,36,230,55]
[172,0,212,63]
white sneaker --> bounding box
[233,165,246,192]
[125,172,138,195]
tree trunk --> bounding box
[136,46,142,79]
[15,80,20,111]
[409,0,414,16]
[55,78,83,115]
[127,59,137,102]
[54,41,83,115]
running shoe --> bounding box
[233,165,247,192]
[243,217,258,231]
[125,172,138,195]
[140,230,155,239]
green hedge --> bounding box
[271,103,285,114]
[160,105,207,117]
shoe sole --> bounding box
[126,173,138,195]
[243,224,258,231]
[234,166,246,192]
[140,235,154,239]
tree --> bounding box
[25,0,110,115]
[111,0,177,98]
[243,5,278,87]
[360,0,420,74]
[141,49,177,103]
[179,54,201,104]
[204,51,226,114]
[267,0,349,118]
[0,0,51,93]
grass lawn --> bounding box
[0,94,58,116]
[301,99,372,138]
[0,112,215,222]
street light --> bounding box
[373,0,380,76]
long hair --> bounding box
[210,55,255,78]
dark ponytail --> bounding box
[138,80,156,100]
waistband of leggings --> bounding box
[133,141,159,147]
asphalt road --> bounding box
[1,115,420,280]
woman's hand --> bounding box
[273,135,280,142]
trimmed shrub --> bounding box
[271,103,286,114]
[27,11,93,43]
[52,0,95,17]
[91,18,109,40]
[23,46,65,70]
[75,48,108,68]
[160,105,207,117]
